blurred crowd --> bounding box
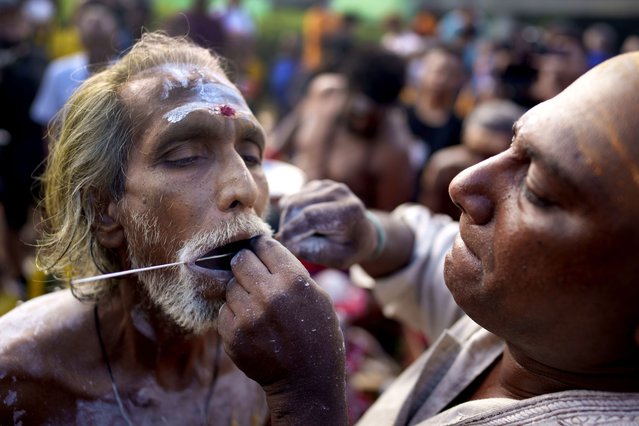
[1,0,638,423]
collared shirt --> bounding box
[356,316,504,425]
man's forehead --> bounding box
[125,64,244,102]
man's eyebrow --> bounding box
[242,124,266,150]
[522,139,581,194]
[152,115,224,153]
[512,119,582,194]
[512,121,519,136]
[151,112,265,155]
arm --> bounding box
[372,109,419,211]
[276,179,414,275]
[277,179,463,339]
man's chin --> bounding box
[162,294,223,336]
[140,270,226,336]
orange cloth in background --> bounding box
[301,6,340,72]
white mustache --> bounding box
[178,214,273,264]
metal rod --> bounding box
[70,253,233,286]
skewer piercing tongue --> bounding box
[69,252,234,286]
[191,238,256,271]
[70,238,259,285]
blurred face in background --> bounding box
[418,48,464,98]
[0,7,33,47]
[76,3,119,53]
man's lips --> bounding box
[193,239,255,270]
[189,236,261,271]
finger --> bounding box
[224,277,262,331]
[229,248,271,294]
[278,180,351,225]
[278,201,360,244]
[285,235,350,268]
[217,302,235,343]
[225,276,252,309]
[230,237,310,296]
[231,237,309,294]
[248,236,308,276]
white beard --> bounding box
[126,212,272,335]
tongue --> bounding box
[194,239,254,270]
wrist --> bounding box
[365,210,386,259]
[264,375,348,426]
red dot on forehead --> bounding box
[219,105,236,117]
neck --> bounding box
[488,345,639,400]
[414,93,454,123]
[96,280,219,388]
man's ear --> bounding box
[95,201,125,249]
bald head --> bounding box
[522,52,639,203]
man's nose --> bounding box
[448,156,499,226]
[215,154,259,212]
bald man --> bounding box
[272,52,639,423]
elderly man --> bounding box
[273,52,639,422]
[0,33,345,425]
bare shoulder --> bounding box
[0,290,94,359]
[0,290,99,422]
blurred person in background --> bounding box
[528,21,587,105]
[20,0,56,49]
[482,23,539,109]
[0,1,48,309]
[115,0,151,50]
[621,34,639,53]
[437,6,481,71]
[269,45,418,212]
[583,22,618,69]
[320,12,360,76]
[380,14,425,60]
[217,0,255,45]
[30,0,122,127]
[163,0,228,54]
[267,31,302,123]
[404,45,466,177]
[419,100,525,220]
